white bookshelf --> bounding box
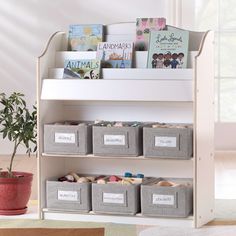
[37,22,214,228]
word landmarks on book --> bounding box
[147,29,189,69]
[63,59,101,79]
[135,18,166,51]
[68,24,103,51]
[96,41,133,68]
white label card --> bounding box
[155,136,177,147]
[152,194,174,205]
[58,190,78,201]
[55,133,76,144]
[104,135,125,146]
[103,193,124,204]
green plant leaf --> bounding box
[0,92,37,173]
[2,130,7,139]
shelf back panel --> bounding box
[64,158,193,178]
[61,101,193,124]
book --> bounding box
[68,24,103,51]
[135,18,166,51]
[96,41,133,68]
[63,59,101,79]
[147,30,189,69]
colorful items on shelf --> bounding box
[151,122,191,129]
[156,180,179,187]
[124,172,132,178]
[57,172,145,185]
[95,173,145,185]
[94,120,141,128]
[58,173,95,183]
[136,173,144,178]
[109,175,122,182]
[124,172,144,179]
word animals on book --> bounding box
[63,59,101,79]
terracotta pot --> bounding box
[0,171,33,215]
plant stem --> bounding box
[9,139,20,173]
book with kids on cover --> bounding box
[68,24,103,51]
[63,59,101,79]
[135,18,166,51]
[96,41,133,68]
[147,30,189,69]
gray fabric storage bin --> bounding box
[92,182,140,215]
[46,180,91,212]
[92,177,152,215]
[93,122,142,157]
[44,121,92,155]
[143,124,193,159]
[141,178,193,217]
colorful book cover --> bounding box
[135,18,166,51]
[63,59,101,79]
[147,30,189,69]
[68,24,103,51]
[96,41,133,68]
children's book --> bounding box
[63,59,101,79]
[68,24,103,51]
[147,30,189,69]
[135,18,166,51]
[96,41,133,68]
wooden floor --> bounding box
[0,228,105,236]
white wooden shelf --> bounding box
[42,208,194,227]
[41,79,193,101]
[42,152,194,161]
[37,22,215,228]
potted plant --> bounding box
[0,92,37,215]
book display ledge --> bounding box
[37,22,214,228]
